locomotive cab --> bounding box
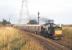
[48,24,62,39]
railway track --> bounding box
[21,30,70,50]
[16,27,70,50]
[52,38,72,50]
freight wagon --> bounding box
[20,24,42,34]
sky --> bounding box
[0,0,72,24]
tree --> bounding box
[2,19,11,25]
[27,20,38,24]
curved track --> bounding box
[15,26,70,50]
[21,30,70,50]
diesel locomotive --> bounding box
[18,23,62,39]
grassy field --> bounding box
[0,27,44,50]
[0,26,72,50]
[56,26,72,50]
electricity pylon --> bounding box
[19,0,29,24]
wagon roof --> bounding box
[23,24,43,26]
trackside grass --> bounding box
[56,27,72,50]
[0,27,44,50]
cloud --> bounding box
[0,0,72,24]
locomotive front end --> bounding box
[54,27,62,39]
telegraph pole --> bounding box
[38,11,40,24]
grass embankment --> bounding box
[58,27,72,49]
[0,27,44,50]
[63,27,72,47]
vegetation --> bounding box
[27,20,38,24]
[57,27,72,50]
[63,27,72,48]
[0,19,11,25]
[0,27,44,50]
[2,19,11,25]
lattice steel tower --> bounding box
[19,0,29,24]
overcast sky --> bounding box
[0,0,72,24]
